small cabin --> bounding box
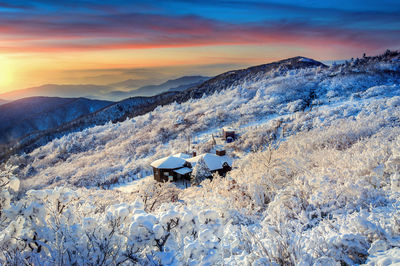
[186,153,232,178]
[151,151,233,182]
[150,155,191,182]
[215,145,226,156]
[222,127,235,143]
[216,149,226,156]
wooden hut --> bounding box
[222,127,235,142]
[186,153,232,178]
[151,156,191,182]
[215,146,226,156]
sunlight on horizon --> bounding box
[0,57,14,92]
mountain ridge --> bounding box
[105,75,210,99]
[0,96,112,147]
[0,76,210,101]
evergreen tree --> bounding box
[190,157,211,185]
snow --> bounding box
[8,177,19,193]
[364,247,400,265]
[222,127,235,132]
[391,172,400,192]
[114,176,153,193]
[173,152,191,159]
[150,156,186,169]
[299,57,315,63]
[173,167,192,175]
[186,153,232,171]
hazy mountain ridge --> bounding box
[0,84,111,101]
[108,75,210,98]
[0,76,210,101]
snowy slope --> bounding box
[0,51,400,265]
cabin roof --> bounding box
[214,144,224,151]
[173,152,191,159]
[186,153,232,171]
[150,156,186,169]
[173,167,192,175]
[222,127,235,132]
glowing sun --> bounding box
[0,57,14,92]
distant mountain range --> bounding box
[0,57,326,161]
[0,97,112,146]
[105,75,210,99]
[0,76,210,101]
[0,98,7,105]
[0,84,111,101]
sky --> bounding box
[0,0,399,95]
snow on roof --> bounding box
[222,127,235,132]
[186,153,232,171]
[214,144,224,151]
[173,153,191,159]
[173,167,192,175]
[150,156,186,169]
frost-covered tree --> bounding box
[191,157,211,185]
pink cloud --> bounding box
[0,13,398,55]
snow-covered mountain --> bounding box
[1,51,400,265]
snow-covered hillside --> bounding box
[1,51,400,265]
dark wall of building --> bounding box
[222,130,235,140]
[153,167,181,182]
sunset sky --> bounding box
[0,0,399,95]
